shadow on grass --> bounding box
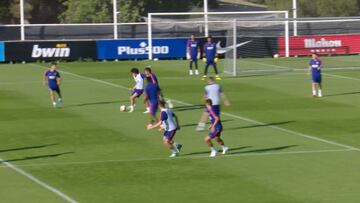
[226,121,294,131]
[65,100,128,108]
[0,144,58,153]
[172,104,204,112]
[182,146,252,156]
[183,145,297,157]
[0,152,74,163]
[324,91,360,97]
[181,119,234,128]
[228,145,298,155]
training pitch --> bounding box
[0,56,360,203]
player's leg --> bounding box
[48,90,57,107]
[189,60,194,75]
[129,93,139,113]
[203,62,210,79]
[311,82,317,97]
[163,131,179,157]
[194,60,199,75]
[204,135,217,157]
[317,76,323,97]
[55,88,63,106]
[143,96,150,113]
[214,133,229,155]
[149,102,159,124]
[213,63,221,80]
[196,110,209,131]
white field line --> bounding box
[0,158,78,203]
[243,60,360,80]
[30,64,360,152]
[0,149,353,168]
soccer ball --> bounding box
[119,105,127,112]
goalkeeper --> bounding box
[202,36,220,80]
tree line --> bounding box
[1,0,359,24]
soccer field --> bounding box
[1,56,360,203]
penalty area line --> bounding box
[0,149,353,168]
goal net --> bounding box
[147,11,289,76]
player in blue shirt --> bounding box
[143,66,173,113]
[308,53,323,97]
[186,34,200,75]
[147,100,182,157]
[203,36,221,80]
[204,99,228,157]
[144,81,160,124]
[43,62,62,107]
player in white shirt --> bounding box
[196,77,230,131]
[147,100,182,157]
[128,68,144,113]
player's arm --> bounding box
[147,120,162,130]
[56,76,61,86]
[42,71,48,86]
[221,92,230,106]
[209,114,219,130]
[173,113,180,130]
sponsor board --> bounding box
[0,42,4,62]
[97,39,187,59]
[278,34,360,56]
[4,41,97,61]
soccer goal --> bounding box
[147,11,289,76]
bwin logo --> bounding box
[31,44,70,58]
[118,42,169,55]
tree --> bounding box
[59,0,217,23]
[59,0,112,23]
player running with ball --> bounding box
[147,100,182,157]
[43,62,63,108]
[128,68,144,113]
[308,53,323,97]
[204,99,228,157]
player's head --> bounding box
[190,33,195,40]
[207,36,213,43]
[312,53,318,59]
[131,67,139,75]
[144,66,152,76]
[205,98,213,107]
[159,100,167,109]
[50,62,57,71]
[208,76,215,84]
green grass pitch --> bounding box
[1,56,360,203]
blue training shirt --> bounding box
[44,70,60,88]
[145,84,160,103]
[309,59,322,76]
[187,39,200,57]
[207,106,222,130]
[204,42,217,60]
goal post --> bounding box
[147,11,289,76]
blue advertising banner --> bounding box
[97,39,187,60]
[0,42,4,62]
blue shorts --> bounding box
[206,59,216,66]
[204,105,221,116]
[149,101,158,116]
[164,130,176,141]
[190,56,197,62]
[131,89,144,97]
[48,86,60,92]
[208,127,222,139]
[312,74,322,83]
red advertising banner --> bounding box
[278,34,360,56]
